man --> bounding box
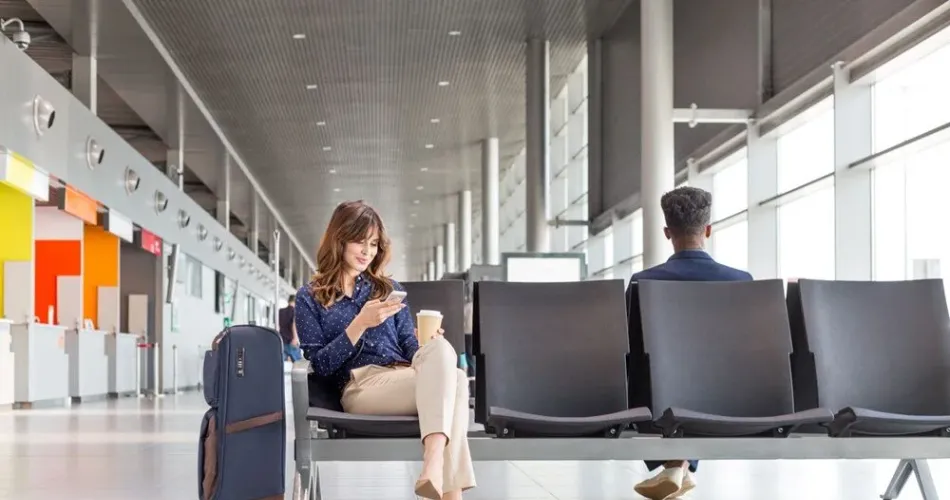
[278,295,303,362]
[630,186,752,500]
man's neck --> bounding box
[671,239,705,254]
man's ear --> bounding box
[663,227,672,240]
[705,225,712,239]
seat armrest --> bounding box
[291,360,313,464]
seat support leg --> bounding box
[881,459,912,500]
[911,459,939,500]
[880,459,940,500]
[311,462,322,500]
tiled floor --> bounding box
[0,389,948,500]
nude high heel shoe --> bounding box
[414,477,444,499]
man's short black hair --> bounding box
[287,295,296,304]
[660,186,713,237]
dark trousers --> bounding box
[645,460,699,473]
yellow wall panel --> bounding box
[0,183,34,318]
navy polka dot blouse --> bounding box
[295,275,419,393]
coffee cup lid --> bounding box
[417,309,442,317]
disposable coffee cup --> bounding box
[416,310,443,345]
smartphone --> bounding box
[384,290,408,304]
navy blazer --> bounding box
[630,249,753,283]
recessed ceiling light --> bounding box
[409,224,415,229]
[316,121,326,126]
[293,33,307,40]
[322,146,332,151]
[430,118,440,124]
[329,169,337,174]
[420,167,428,172]
[448,30,461,36]
[306,84,318,90]
[333,188,341,193]
[413,200,420,204]
[425,144,434,149]
[416,185,424,190]
[411,213,417,217]
[438,81,450,87]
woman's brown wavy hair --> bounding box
[309,200,393,308]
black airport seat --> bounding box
[633,279,833,437]
[473,280,652,438]
[305,280,466,439]
[795,279,950,437]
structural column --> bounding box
[481,138,500,265]
[458,190,472,271]
[72,55,98,114]
[525,38,551,253]
[640,0,675,268]
[250,194,260,258]
[746,122,779,279]
[444,223,457,273]
[286,241,294,283]
[427,261,436,282]
[434,245,445,280]
[217,155,231,231]
[832,62,873,280]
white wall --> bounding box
[34,207,84,240]
[161,260,223,391]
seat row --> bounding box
[302,278,950,440]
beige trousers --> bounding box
[341,336,476,492]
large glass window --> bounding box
[712,220,748,271]
[711,151,749,220]
[873,37,950,152]
[778,186,836,280]
[873,140,950,291]
[776,99,835,192]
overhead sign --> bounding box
[0,150,49,201]
[137,229,163,256]
[59,186,98,225]
[100,209,134,242]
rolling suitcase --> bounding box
[199,325,286,500]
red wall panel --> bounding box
[34,240,82,322]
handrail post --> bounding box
[134,337,143,398]
[172,344,179,394]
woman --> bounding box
[295,200,475,500]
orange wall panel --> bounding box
[83,225,119,327]
[34,240,81,322]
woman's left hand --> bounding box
[413,328,445,341]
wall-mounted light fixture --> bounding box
[124,167,140,194]
[197,224,208,241]
[177,209,191,228]
[213,236,223,251]
[86,137,104,169]
[227,247,236,261]
[153,190,168,213]
[32,96,55,136]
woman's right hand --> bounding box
[347,299,405,342]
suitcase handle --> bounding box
[225,411,284,435]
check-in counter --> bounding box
[66,329,109,401]
[0,320,14,406]
[12,323,69,408]
[108,332,139,397]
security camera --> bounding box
[12,30,29,50]
[1,18,29,50]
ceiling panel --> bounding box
[128,0,630,272]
